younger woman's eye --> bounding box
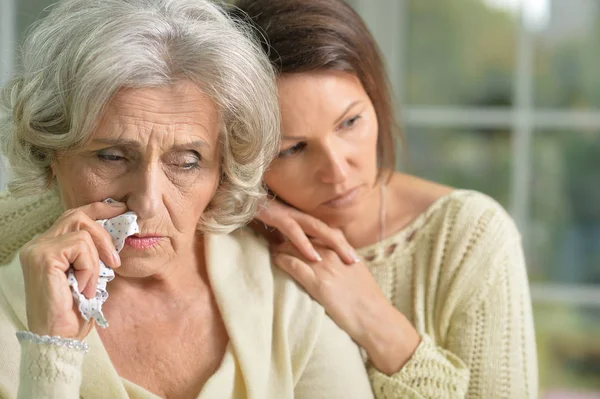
[338,115,362,131]
[278,142,306,158]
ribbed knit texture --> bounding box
[0,190,62,265]
[358,190,538,399]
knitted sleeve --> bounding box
[368,194,538,398]
[17,338,85,399]
[368,334,469,398]
[0,190,62,265]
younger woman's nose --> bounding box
[317,146,348,184]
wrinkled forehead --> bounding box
[92,82,221,149]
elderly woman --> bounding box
[0,0,374,398]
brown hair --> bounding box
[233,0,401,177]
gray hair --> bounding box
[0,0,280,234]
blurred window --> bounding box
[351,0,600,394]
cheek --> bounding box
[53,158,112,208]
[264,161,317,210]
[174,167,221,225]
[357,118,379,168]
[264,163,297,196]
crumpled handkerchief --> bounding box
[67,202,138,328]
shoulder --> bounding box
[207,229,327,371]
[229,227,326,326]
[429,189,521,247]
[386,174,521,249]
[416,188,523,267]
[410,190,526,309]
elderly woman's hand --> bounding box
[254,197,360,265]
[19,201,126,340]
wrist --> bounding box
[360,304,421,375]
[17,331,89,353]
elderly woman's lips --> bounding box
[125,235,162,250]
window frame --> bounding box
[351,0,600,305]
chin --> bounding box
[114,246,175,279]
[113,258,161,279]
[313,202,362,228]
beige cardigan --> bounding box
[0,224,374,398]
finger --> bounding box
[62,231,100,299]
[256,197,344,263]
[51,206,122,269]
[79,234,100,300]
[277,219,322,262]
[247,220,287,246]
[273,252,317,292]
[256,203,321,261]
[74,252,98,300]
[293,213,359,265]
[271,240,306,259]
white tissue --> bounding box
[67,206,138,328]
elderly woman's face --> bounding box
[51,81,221,276]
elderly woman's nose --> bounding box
[124,165,163,220]
[317,146,349,184]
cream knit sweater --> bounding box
[358,190,538,398]
[0,189,538,398]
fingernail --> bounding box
[313,250,323,262]
[104,198,125,206]
[349,249,360,263]
[112,251,121,267]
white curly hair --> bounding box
[0,0,280,234]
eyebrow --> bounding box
[333,100,362,126]
[282,100,363,141]
[91,138,208,150]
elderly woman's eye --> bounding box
[180,161,200,170]
[171,152,201,171]
[97,150,126,162]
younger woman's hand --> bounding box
[19,201,126,340]
[254,197,359,264]
[272,241,421,375]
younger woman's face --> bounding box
[264,71,379,227]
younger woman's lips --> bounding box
[124,236,162,250]
[321,187,361,208]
